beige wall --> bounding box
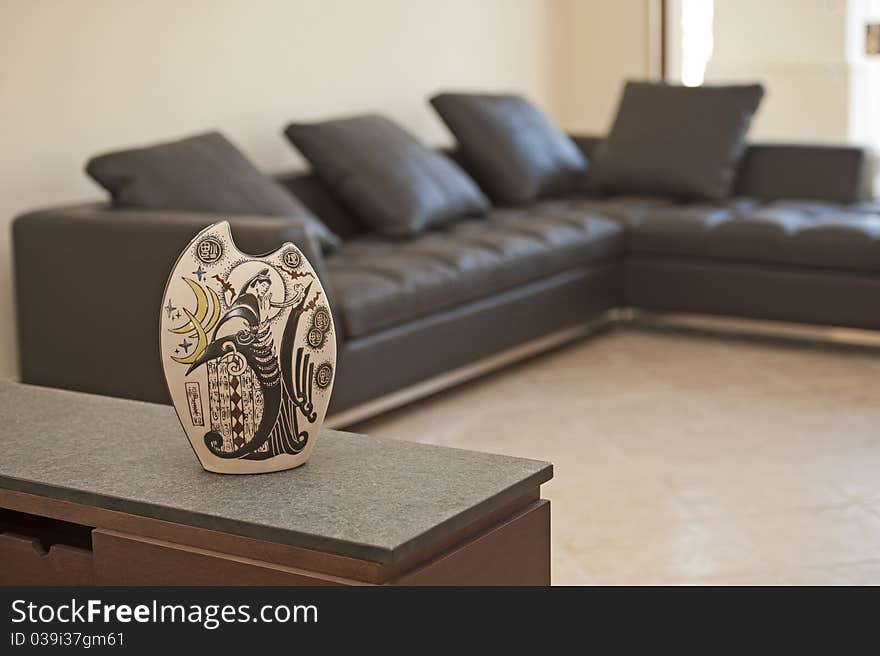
[706,0,880,151]
[0,0,573,381]
[705,0,880,191]
[848,0,880,165]
[706,0,851,142]
[560,0,657,133]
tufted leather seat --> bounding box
[328,194,880,338]
[628,199,880,272]
[326,202,626,337]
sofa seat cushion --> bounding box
[628,200,880,273]
[326,203,625,337]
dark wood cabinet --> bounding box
[0,490,549,586]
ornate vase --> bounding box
[160,222,336,474]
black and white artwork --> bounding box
[160,222,335,474]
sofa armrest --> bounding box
[12,204,331,404]
[570,133,871,204]
[733,142,871,204]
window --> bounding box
[665,0,714,86]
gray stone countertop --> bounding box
[0,382,552,564]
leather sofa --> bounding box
[12,135,879,423]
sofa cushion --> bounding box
[86,131,340,250]
[284,115,489,238]
[628,200,880,273]
[587,82,764,200]
[326,201,625,336]
[431,93,588,204]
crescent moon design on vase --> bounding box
[170,278,220,364]
[169,278,220,335]
[171,307,210,365]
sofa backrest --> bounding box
[274,133,872,240]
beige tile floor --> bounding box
[354,325,880,585]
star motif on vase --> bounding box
[179,339,192,353]
[175,311,181,320]
[164,300,176,318]
[193,266,207,281]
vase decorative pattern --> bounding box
[160,221,335,474]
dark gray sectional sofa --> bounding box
[13,133,880,424]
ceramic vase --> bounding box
[160,222,336,474]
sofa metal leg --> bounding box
[627,309,880,349]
